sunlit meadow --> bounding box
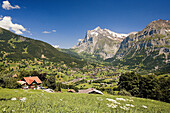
[0,88,169,113]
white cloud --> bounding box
[0,16,26,34]
[26,30,32,35]
[53,45,59,48]
[42,31,51,33]
[2,0,20,10]
[42,30,56,34]
[52,30,56,32]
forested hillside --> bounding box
[0,27,85,67]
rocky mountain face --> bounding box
[73,19,170,73]
[109,19,170,73]
[73,26,133,59]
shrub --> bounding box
[118,89,131,96]
[74,87,79,92]
[114,91,119,95]
[45,76,56,89]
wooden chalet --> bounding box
[17,76,42,89]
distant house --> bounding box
[78,88,104,95]
[67,89,76,93]
[17,76,42,89]
[12,74,18,78]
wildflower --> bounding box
[60,99,63,101]
[142,105,147,108]
[120,106,129,110]
[106,98,120,104]
[107,103,117,108]
[12,110,15,112]
[126,99,134,102]
[11,98,17,101]
[20,97,26,102]
[111,104,117,108]
[107,103,112,107]
[130,105,134,107]
[106,98,115,102]
[97,97,103,101]
[128,99,134,102]
[126,104,135,107]
[126,104,130,106]
[116,98,126,101]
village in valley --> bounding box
[1,57,121,94]
[17,75,104,94]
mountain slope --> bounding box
[73,27,131,60]
[0,27,85,66]
[108,19,170,73]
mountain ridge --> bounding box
[108,19,170,73]
[71,19,170,73]
[0,27,85,67]
[73,26,132,59]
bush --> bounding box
[45,76,56,89]
[114,91,119,95]
[118,72,170,103]
[74,87,79,92]
[118,89,131,96]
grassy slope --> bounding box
[0,27,85,67]
[0,88,169,113]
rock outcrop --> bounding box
[73,26,129,59]
[111,19,170,72]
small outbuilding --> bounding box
[67,89,76,93]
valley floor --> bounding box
[0,88,169,113]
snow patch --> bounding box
[90,32,98,36]
[165,29,170,32]
[107,36,113,39]
[104,28,128,38]
[78,39,83,42]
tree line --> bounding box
[118,72,170,103]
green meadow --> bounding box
[0,88,169,113]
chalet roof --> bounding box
[67,89,76,93]
[78,88,94,93]
[78,88,103,95]
[23,76,42,85]
[88,89,104,95]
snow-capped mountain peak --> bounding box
[94,26,102,31]
[88,26,128,41]
[73,26,131,59]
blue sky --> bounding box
[0,0,170,48]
